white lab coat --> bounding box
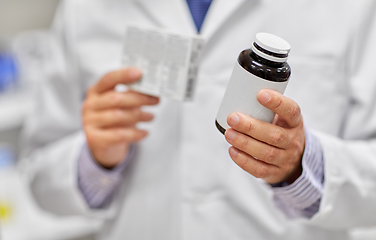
[20,0,376,239]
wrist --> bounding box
[90,144,130,169]
[284,163,303,185]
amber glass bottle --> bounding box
[216,33,291,134]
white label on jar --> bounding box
[216,61,289,130]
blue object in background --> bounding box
[0,146,15,168]
[0,53,18,92]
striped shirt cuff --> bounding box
[271,129,324,215]
[77,144,135,209]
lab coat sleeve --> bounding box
[308,2,376,229]
[309,132,376,229]
[18,0,118,219]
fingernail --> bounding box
[128,68,141,79]
[148,96,159,104]
[258,91,271,104]
[225,129,238,141]
[144,112,154,120]
[229,147,239,157]
[228,113,240,127]
[149,97,159,104]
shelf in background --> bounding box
[0,90,33,131]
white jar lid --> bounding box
[255,32,290,55]
[251,33,290,62]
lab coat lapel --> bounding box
[134,0,249,41]
[134,0,196,35]
[201,0,248,40]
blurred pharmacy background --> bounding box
[0,0,100,239]
[0,1,376,240]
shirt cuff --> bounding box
[77,144,135,209]
[271,129,324,215]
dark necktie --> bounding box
[186,0,213,33]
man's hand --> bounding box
[82,68,159,168]
[225,89,305,184]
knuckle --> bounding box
[86,86,96,95]
[270,130,284,145]
[255,164,269,178]
[82,115,90,126]
[115,129,127,142]
[236,155,249,170]
[245,119,254,134]
[124,111,136,124]
[103,72,112,82]
[109,93,122,106]
[128,130,140,142]
[289,104,301,120]
[291,138,304,154]
[82,106,94,126]
[82,99,93,112]
[85,130,96,146]
[274,96,283,110]
[111,109,123,120]
[286,157,296,168]
[240,136,251,150]
[123,93,139,107]
[264,146,278,163]
[123,109,139,124]
[285,131,294,146]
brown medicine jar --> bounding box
[216,33,292,134]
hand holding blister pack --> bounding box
[216,33,291,134]
[122,25,205,101]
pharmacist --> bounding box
[20,0,376,239]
